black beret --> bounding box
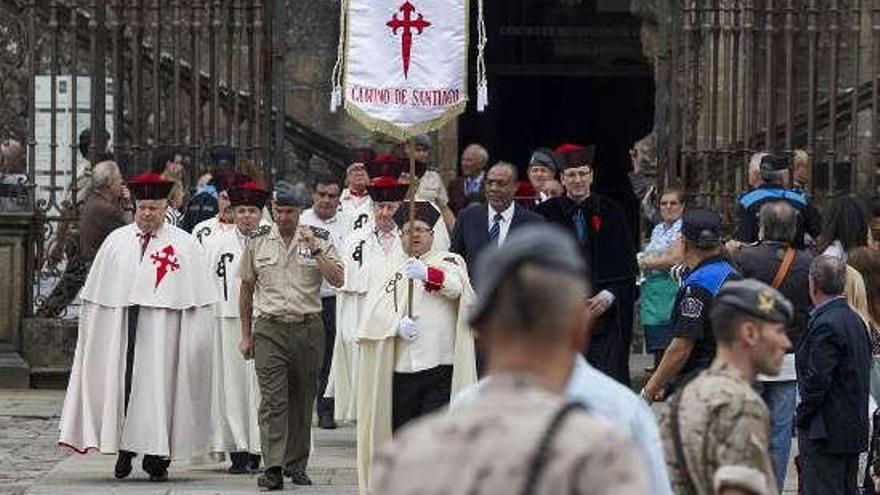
[716,279,794,325]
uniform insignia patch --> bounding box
[250,225,271,238]
[443,256,458,265]
[308,226,330,240]
[680,296,703,318]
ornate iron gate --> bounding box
[661,0,880,217]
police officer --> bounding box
[659,279,793,495]
[642,209,740,402]
[734,153,822,249]
[238,181,344,491]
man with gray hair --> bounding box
[732,201,814,490]
[447,143,490,214]
[38,160,132,317]
[371,224,648,495]
[796,255,871,495]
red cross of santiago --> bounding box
[387,1,431,79]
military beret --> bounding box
[469,224,588,327]
[681,208,722,248]
[273,180,310,207]
[716,279,794,325]
[528,148,562,172]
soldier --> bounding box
[371,224,647,495]
[238,181,344,491]
[659,279,793,495]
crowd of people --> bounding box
[43,130,880,495]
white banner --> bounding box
[332,0,486,140]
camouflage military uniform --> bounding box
[372,374,647,495]
[659,361,777,495]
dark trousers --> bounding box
[318,296,336,420]
[798,435,859,495]
[392,365,452,432]
[254,315,324,471]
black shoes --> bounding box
[142,454,170,482]
[249,454,262,473]
[283,468,313,486]
[318,416,337,430]
[257,467,284,491]
[228,452,250,474]
[114,451,135,479]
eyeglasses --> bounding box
[563,168,592,179]
[403,227,433,235]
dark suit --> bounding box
[447,175,486,214]
[450,203,544,284]
[796,297,871,495]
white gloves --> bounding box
[402,257,429,281]
[397,317,420,341]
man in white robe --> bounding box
[337,149,375,243]
[327,174,410,423]
[206,181,269,473]
[58,172,217,482]
[356,201,477,494]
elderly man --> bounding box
[732,201,814,490]
[535,143,639,385]
[451,161,543,283]
[447,143,489,214]
[59,172,216,482]
[735,153,822,249]
[238,181,343,491]
[207,181,270,474]
[642,209,741,402]
[372,224,647,495]
[660,279,793,495]
[328,169,410,424]
[339,148,376,240]
[797,255,872,495]
[39,160,133,317]
[356,201,477,494]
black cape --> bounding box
[535,194,639,385]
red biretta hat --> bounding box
[367,176,410,203]
[366,154,406,179]
[228,180,270,209]
[554,143,597,170]
[128,172,174,200]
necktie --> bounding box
[488,213,503,245]
[573,209,586,242]
[137,231,153,259]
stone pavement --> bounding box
[0,358,804,494]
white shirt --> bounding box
[487,202,515,246]
[300,208,344,298]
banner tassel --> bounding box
[330,0,349,113]
[476,0,488,112]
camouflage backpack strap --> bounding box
[520,402,587,495]
[670,374,701,495]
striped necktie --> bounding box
[488,213,503,245]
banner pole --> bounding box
[407,139,417,318]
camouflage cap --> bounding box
[716,278,794,325]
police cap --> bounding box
[716,279,794,325]
[759,153,790,174]
[681,208,722,248]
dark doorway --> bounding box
[459,1,655,237]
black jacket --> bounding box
[796,297,872,454]
[732,241,815,350]
[450,203,544,284]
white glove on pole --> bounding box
[402,257,429,281]
[397,317,420,341]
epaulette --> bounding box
[250,225,272,239]
[308,226,330,240]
